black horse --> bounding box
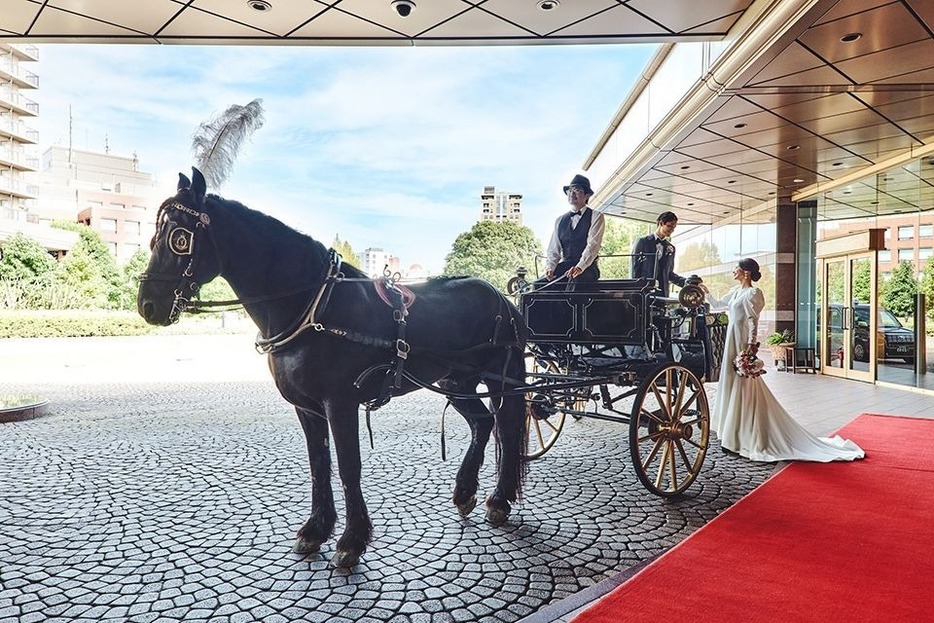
[137,168,528,568]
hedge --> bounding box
[0,310,250,339]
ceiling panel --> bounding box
[798,2,926,64]
[626,0,749,33]
[48,0,183,35]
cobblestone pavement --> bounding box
[0,335,775,623]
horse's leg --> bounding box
[439,378,494,519]
[325,397,372,568]
[293,406,337,555]
[485,352,529,526]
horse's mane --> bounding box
[205,193,367,279]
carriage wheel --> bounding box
[523,353,568,460]
[628,362,709,497]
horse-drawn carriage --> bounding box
[510,271,728,497]
[137,167,727,567]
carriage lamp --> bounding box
[679,284,706,309]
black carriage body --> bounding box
[521,278,654,345]
[519,278,725,383]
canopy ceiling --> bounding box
[588,0,934,225]
[1,0,751,45]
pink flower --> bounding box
[734,350,766,378]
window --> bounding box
[124,243,140,257]
[878,250,891,262]
[898,248,914,261]
[125,220,141,235]
[87,200,103,209]
[898,225,913,240]
[920,248,933,260]
[920,225,933,239]
[107,242,117,256]
[110,203,125,210]
[100,218,117,233]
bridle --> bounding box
[139,200,213,324]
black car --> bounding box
[827,304,916,363]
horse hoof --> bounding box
[485,506,510,526]
[330,549,360,568]
[292,537,322,555]
[456,495,477,517]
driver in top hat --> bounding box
[542,174,605,284]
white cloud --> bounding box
[33,43,656,273]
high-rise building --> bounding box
[358,247,400,279]
[479,186,522,225]
[0,45,61,249]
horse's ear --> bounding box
[191,167,207,202]
[177,172,191,191]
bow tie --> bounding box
[571,210,586,217]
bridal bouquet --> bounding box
[734,349,766,378]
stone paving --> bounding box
[0,335,776,623]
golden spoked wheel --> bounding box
[523,352,586,460]
[628,362,709,497]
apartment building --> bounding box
[36,146,161,263]
[479,186,522,225]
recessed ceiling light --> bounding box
[727,180,736,184]
[680,165,690,170]
[768,191,776,195]
[793,178,804,183]
[843,191,851,195]
[841,32,862,43]
[832,162,843,167]
[787,145,800,151]
[538,0,559,10]
[723,211,730,214]
[646,192,653,196]
[884,177,894,181]
[734,123,747,129]
[870,201,879,205]
[687,202,694,206]
[248,0,272,11]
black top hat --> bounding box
[563,174,593,195]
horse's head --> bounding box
[137,167,223,325]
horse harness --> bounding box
[149,200,523,417]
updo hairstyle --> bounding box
[738,258,762,282]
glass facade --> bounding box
[814,157,934,392]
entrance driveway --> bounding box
[0,334,790,622]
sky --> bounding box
[33,43,656,274]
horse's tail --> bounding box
[490,285,529,501]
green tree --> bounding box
[882,260,918,319]
[331,235,360,269]
[443,221,542,292]
[598,217,653,279]
[53,221,123,307]
[852,258,872,304]
[0,232,56,281]
[919,256,934,323]
[677,241,722,273]
[116,248,151,311]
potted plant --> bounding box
[765,329,795,364]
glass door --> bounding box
[820,252,876,382]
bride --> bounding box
[704,258,865,462]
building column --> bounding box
[774,202,799,337]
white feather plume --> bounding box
[191,98,265,189]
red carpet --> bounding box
[573,414,934,623]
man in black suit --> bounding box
[631,211,685,297]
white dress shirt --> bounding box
[545,208,606,274]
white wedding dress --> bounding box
[710,286,865,462]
